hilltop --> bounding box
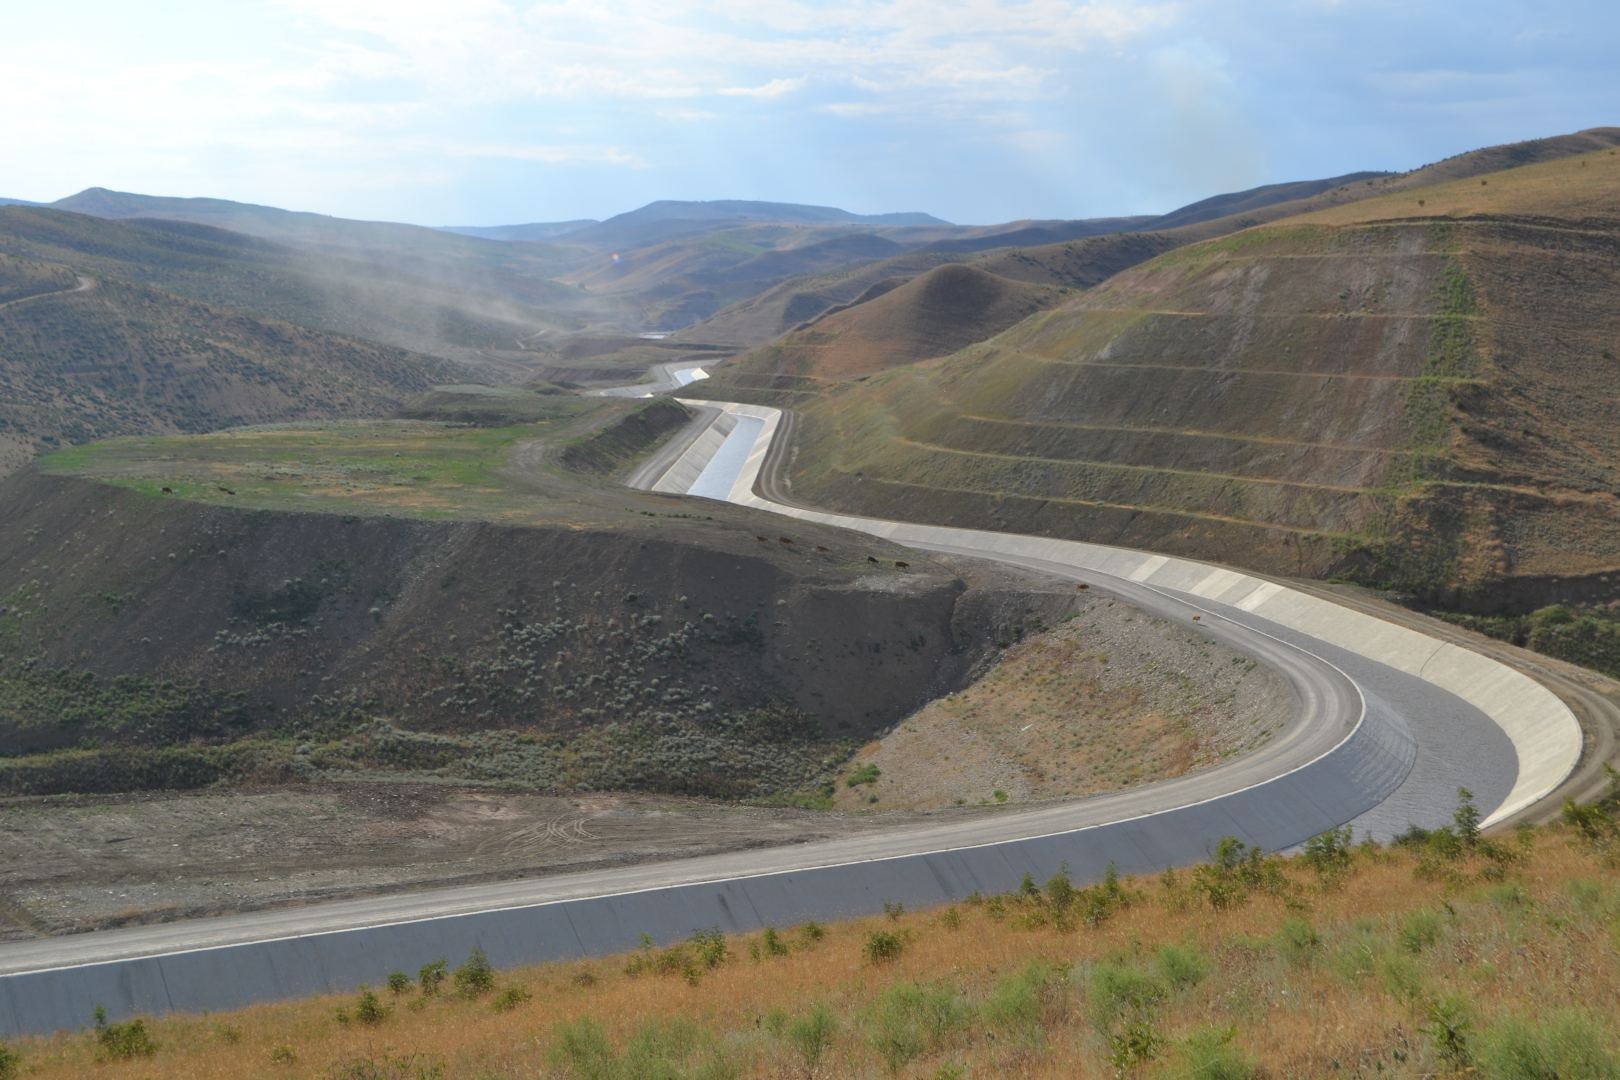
[713,265,1063,395]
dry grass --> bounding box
[1297,147,1620,226]
[833,598,1285,810]
[8,825,1619,1078]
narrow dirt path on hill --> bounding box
[0,274,96,312]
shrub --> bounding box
[981,961,1059,1035]
[269,1045,296,1065]
[625,928,730,985]
[1398,908,1444,954]
[454,946,496,996]
[0,1042,16,1080]
[1174,1026,1257,1080]
[1193,837,1282,910]
[846,762,881,787]
[1155,942,1210,992]
[1303,824,1355,882]
[386,970,412,995]
[1423,992,1474,1071]
[883,900,905,920]
[865,929,905,964]
[863,981,970,1073]
[492,984,532,1013]
[418,958,447,996]
[758,926,789,958]
[799,921,826,945]
[1087,961,1164,1033]
[1273,918,1321,966]
[549,1017,615,1079]
[785,1002,837,1071]
[354,987,390,1025]
[1474,1009,1620,1080]
[93,1004,156,1060]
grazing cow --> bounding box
[814,545,830,553]
[894,560,910,569]
[1075,583,1089,590]
[218,486,236,495]
[160,486,173,494]
[867,556,879,564]
[778,537,794,545]
[1192,615,1202,622]
[755,535,769,543]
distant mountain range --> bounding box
[441,200,951,247]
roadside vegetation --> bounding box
[8,786,1620,1078]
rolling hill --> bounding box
[0,252,466,476]
[763,133,1620,614]
[708,264,1063,395]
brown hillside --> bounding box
[0,273,464,478]
[783,145,1620,610]
[710,265,1062,397]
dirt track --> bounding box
[0,784,954,942]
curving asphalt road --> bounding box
[0,369,1594,1037]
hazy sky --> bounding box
[3,1,1615,226]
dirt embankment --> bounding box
[834,591,1290,810]
[0,470,1058,799]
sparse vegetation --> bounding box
[7,819,1620,1077]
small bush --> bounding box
[863,981,970,1073]
[1155,942,1210,992]
[846,762,881,787]
[1424,992,1474,1071]
[799,921,826,945]
[1474,1009,1620,1080]
[354,987,390,1025]
[492,984,532,1013]
[1273,918,1320,966]
[865,929,905,964]
[785,1002,838,1072]
[1303,824,1355,883]
[981,961,1059,1035]
[1087,961,1164,1033]
[93,1004,157,1060]
[1398,908,1444,954]
[0,1042,17,1080]
[883,900,905,920]
[269,1045,296,1065]
[1174,1026,1256,1080]
[418,958,447,996]
[386,970,412,995]
[549,1017,615,1078]
[757,926,789,958]
[625,928,730,985]
[454,946,496,997]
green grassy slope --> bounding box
[783,146,1620,611]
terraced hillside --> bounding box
[775,147,1620,610]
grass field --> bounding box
[6,804,1619,1079]
[36,392,629,524]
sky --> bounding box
[1,1,1616,227]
